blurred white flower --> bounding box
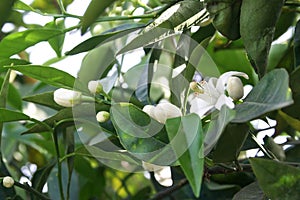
[53,88,82,107]
[142,161,173,187]
[189,71,248,117]
[96,111,110,123]
[3,176,14,188]
[88,80,103,94]
[142,102,182,124]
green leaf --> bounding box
[81,0,116,34]
[204,106,236,155]
[232,182,265,200]
[283,67,300,119]
[166,114,203,197]
[250,158,300,200]
[240,0,284,77]
[75,145,141,166]
[111,103,173,165]
[0,29,63,58]
[67,24,144,55]
[45,20,65,57]
[0,0,16,29]
[274,9,297,40]
[7,65,84,91]
[205,0,241,40]
[23,91,64,110]
[0,77,22,110]
[31,160,56,194]
[294,20,300,68]
[233,69,293,123]
[118,0,206,54]
[0,109,30,122]
[212,123,249,163]
[77,44,116,86]
[0,58,30,73]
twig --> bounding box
[14,181,50,200]
[149,179,188,200]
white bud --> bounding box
[3,176,14,188]
[227,77,244,100]
[53,88,82,107]
[96,111,110,123]
[88,80,103,94]
[142,105,156,119]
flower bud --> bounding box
[54,88,82,107]
[189,81,203,93]
[227,77,244,100]
[88,80,103,94]
[96,111,110,123]
[3,176,14,188]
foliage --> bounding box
[0,0,300,199]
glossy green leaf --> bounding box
[283,67,300,119]
[204,106,236,155]
[118,0,206,54]
[75,145,141,166]
[166,114,203,197]
[67,24,144,55]
[45,20,65,57]
[232,182,265,200]
[0,58,30,73]
[7,65,84,91]
[205,0,241,40]
[0,109,30,122]
[81,0,116,34]
[240,0,284,77]
[111,103,173,165]
[23,91,64,110]
[212,123,249,163]
[0,29,63,58]
[274,9,297,40]
[233,69,293,123]
[31,160,56,194]
[0,78,22,110]
[77,44,115,86]
[294,20,300,68]
[250,158,300,200]
[23,103,109,134]
[0,0,16,29]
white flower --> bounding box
[142,161,173,187]
[96,111,110,123]
[3,176,14,188]
[88,80,103,94]
[142,102,182,124]
[53,88,82,107]
[189,71,248,117]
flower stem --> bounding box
[53,129,65,200]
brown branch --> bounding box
[149,179,188,200]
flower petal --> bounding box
[190,98,215,117]
[216,71,249,93]
[215,94,234,110]
[142,105,156,119]
[156,102,182,119]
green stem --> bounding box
[53,129,65,200]
[182,87,191,116]
[56,0,66,14]
[14,181,50,200]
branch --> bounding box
[149,179,188,200]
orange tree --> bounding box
[0,0,300,199]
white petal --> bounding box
[157,102,182,119]
[142,105,156,119]
[215,94,234,110]
[216,71,249,93]
[154,166,173,187]
[190,98,214,117]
